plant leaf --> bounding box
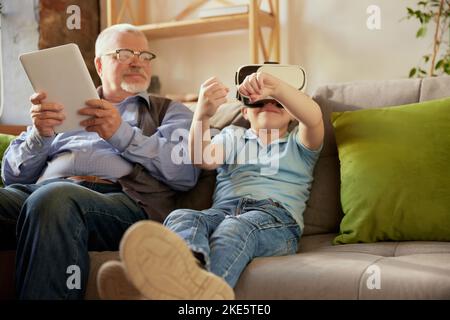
[416,26,428,38]
[435,59,444,70]
[419,68,428,75]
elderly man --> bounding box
[0,24,200,299]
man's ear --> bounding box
[94,57,102,77]
[241,107,249,120]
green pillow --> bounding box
[332,97,450,244]
[0,134,17,187]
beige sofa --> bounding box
[1,76,450,300]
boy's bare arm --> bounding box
[189,77,229,170]
[273,79,324,151]
[189,116,224,171]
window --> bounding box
[0,0,39,124]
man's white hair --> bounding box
[95,24,147,58]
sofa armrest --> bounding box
[0,125,27,136]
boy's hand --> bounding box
[196,77,229,119]
[238,72,281,103]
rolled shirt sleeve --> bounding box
[1,127,55,185]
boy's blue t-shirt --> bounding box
[211,125,322,229]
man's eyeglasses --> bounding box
[103,49,156,64]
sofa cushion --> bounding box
[233,233,450,300]
[209,101,249,130]
[331,97,450,244]
[420,76,450,101]
[0,134,15,157]
[85,251,120,300]
[305,78,423,236]
[306,76,450,236]
[82,234,450,300]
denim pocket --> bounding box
[239,210,281,228]
[244,203,297,226]
[243,213,301,257]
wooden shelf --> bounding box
[102,0,280,63]
[137,12,276,40]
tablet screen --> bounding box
[19,43,99,133]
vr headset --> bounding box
[235,63,307,108]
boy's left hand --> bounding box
[197,77,229,119]
[238,72,281,103]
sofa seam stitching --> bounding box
[418,78,424,101]
[393,242,400,257]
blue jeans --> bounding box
[164,198,302,288]
[0,179,147,300]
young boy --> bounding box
[98,71,324,300]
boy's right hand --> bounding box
[238,72,281,103]
[30,92,66,137]
[196,77,229,119]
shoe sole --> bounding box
[120,221,235,300]
[97,260,144,300]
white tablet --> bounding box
[19,43,99,133]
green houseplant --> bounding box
[406,0,450,77]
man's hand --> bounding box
[30,92,65,137]
[196,77,229,119]
[238,72,281,103]
[79,99,122,140]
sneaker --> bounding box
[119,221,235,300]
[97,260,145,300]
